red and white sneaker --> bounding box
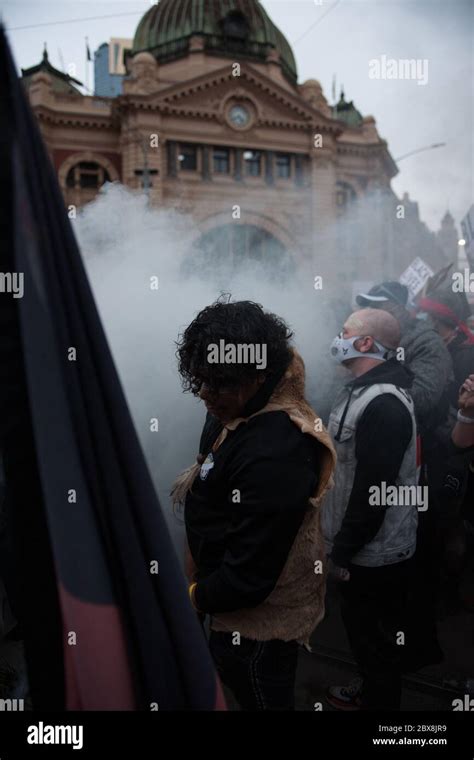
[326,676,363,711]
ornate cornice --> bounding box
[115,64,343,136]
[337,139,398,177]
[32,106,116,131]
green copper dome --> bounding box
[132,0,297,84]
[333,89,363,127]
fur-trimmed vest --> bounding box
[172,351,336,645]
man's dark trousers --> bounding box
[340,558,413,710]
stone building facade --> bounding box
[21,0,457,293]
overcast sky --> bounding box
[1,0,472,232]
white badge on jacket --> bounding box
[199,452,215,481]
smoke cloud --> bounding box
[75,183,344,552]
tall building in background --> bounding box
[436,211,459,266]
[94,38,132,97]
[461,205,474,270]
[20,0,458,295]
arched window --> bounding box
[66,162,111,190]
[336,181,356,215]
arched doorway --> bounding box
[58,152,120,208]
[184,223,294,282]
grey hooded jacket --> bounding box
[398,316,452,431]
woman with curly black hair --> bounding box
[173,297,336,711]
[176,297,294,422]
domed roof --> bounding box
[333,89,363,128]
[132,0,297,83]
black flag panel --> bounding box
[0,26,223,711]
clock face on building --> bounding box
[228,104,250,128]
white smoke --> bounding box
[75,183,342,552]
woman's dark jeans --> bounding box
[209,630,299,711]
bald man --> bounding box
[322,309,418,711]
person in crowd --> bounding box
[172,298,336,711]
[437,374,474,612]
[417,283,474,425]
[356,281,451,433]
[417,288,474,612]
[452,374,474,449]
[418,287,474,410]
[322,308,418,711]
[357,281,452,669]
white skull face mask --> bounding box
[330,333,388,364]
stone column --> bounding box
[265,151,274,185]
[234,148,243,182]
[365,179,388,283]
[295,154,304,187]
[310,142,338,289]
[166,140,178,179]
[120,115,140,189]
[120,113,164,205]
[202,146,211,181]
